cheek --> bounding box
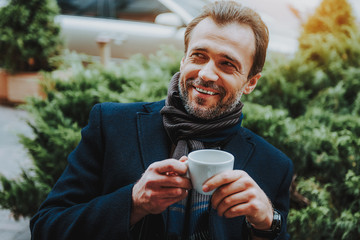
[180,68,198,87]
[224,79,241,91]
[179,74,189,93]
[180,58,185,72]
[222,78,247,98]
[181,59,201,75]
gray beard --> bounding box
[179,78,243,120]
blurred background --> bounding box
[0,0,359,239]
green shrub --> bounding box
[0,0,62,73]
[288,177,335,239]
[311,67,360,115]
[333,170,360,239]
[0,171,51,220]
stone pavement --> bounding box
[0,104,33,240]
[0,210,30,240]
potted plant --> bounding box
[0,0,62,103]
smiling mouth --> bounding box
[195,87,218,96]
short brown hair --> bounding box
[184,1,269,78]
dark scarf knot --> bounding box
[160,72,244,159]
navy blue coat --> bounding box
[30,100,293,240]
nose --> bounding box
[198,61,219,82]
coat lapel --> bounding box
[223,128,255,170]
[136,100,172,231]
[136,101,171,170]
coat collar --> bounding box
[136,100,255,170]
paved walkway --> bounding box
[0,104,32,240]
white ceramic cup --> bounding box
[186,149,234,195]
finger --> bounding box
[160,189,189,206]
[157,187,189,198]
[160,175,192,189]
[203,170,246,193]
[144,185,189,202]
[147,189,189,214]
[144,168,192,191]
[211,180,249,209]
[222,202,252,218]
[146,173,192,189]
[215,191,252,217]
[165,158,188,176]
[179,156,188,162]
[151,159,188,175]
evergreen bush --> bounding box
[0,0,62,73]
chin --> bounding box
[185,103,219,120]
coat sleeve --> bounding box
[30,104,137,240]
[273,156,293,240]
[244,131,294,240]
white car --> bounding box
[56,0,299,60]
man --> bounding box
[30,1,293,239]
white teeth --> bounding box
[195,87,216,95]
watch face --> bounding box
[271,210,282,232]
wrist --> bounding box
[130,200,148,226]
[130,185,149,226]
[247,207,273,230]
[246,210,282,239]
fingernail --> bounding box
[203,185,209,192]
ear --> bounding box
[243,73,261,95]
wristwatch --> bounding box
[246,210,282,239]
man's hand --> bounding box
[131,158,191,225]
[203,170,273,230]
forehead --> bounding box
[187,18,256,69]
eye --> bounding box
[222,61,235,67]
[221,61,237,72]
[189,52,207,64]
[191,52,206,59]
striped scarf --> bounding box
[160,72,243,239]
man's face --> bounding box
[179,17,261,119]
